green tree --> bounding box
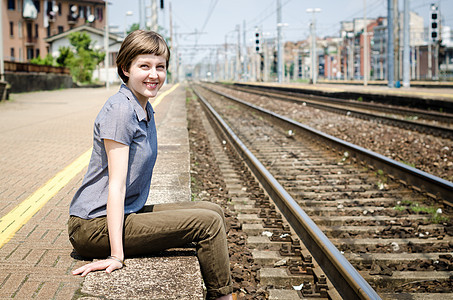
[127,23,140,35]
[57,32,105,84]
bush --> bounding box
[29,53,56,66]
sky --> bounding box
[108,0,453,65]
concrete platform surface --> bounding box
[0,83,203,299]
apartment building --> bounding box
[3,0,105,62]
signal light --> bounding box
[430,3,439,42]
[255,31,261,53]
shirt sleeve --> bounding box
[98,102,136,146]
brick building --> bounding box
[3,0,105,62]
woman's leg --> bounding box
[124,205,232,299]
[68,202,233,299]
[148,201,227,227]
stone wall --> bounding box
[5,73,73,93]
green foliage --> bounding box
[393,200,449,224]
[56,32,105,84]
[401,160,416,168]
[29,53,56,66]
[127,23,140,35]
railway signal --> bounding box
[255,31,261,53]
[430,3,440,43]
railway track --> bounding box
[188,83,453,299]
[218,83,453,139]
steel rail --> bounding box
[216,83,453,139]
[192,85,382,300]
[227,83,453,123]
[231,82,453,114]
[200,84,453,206]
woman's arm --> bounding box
[105,139,129,261]
[72,139,129,276]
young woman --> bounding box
[68,30,233,300]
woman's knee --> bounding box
[196,209,225,237]
[197,202,225,220]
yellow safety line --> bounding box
[151,83,180,108]
[0,83,180,248]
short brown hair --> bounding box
[116,30,170,83]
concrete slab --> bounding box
[258,268,311,286]
[268,289,301,300]
[80,250,203,300]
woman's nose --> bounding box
[148,68,158,78]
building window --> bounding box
[27,47,34,60]
[47,26,51,37]
[79,5,86,19]
[96,7,103,21]
[8,0,15,10]
[33,0,40,13]
[58,3,62,15]
[36,49,40,58]
[10,22,14,36]
[18,21,22,38]
[27,22,33,41]
[58,26,64,34]
[11,48,15,61]
[35,24,39,38]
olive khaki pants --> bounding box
[68,201,233,299]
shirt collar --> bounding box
[119,84,154,122]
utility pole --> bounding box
[104,0,110,88]
[363,0,368,86]
[138,0,144,29]
[224,35,228,81]
[263,33,269,82]
[236,24,241,81]
[151,0,158,32]
[387,0,394,88]
[393,0,399,84]
[277,0,283,83]
[402,0,410,87]
[169,1,174,83]
[307,8,321,84]
[243,20,247,80]
[0,0,4,82]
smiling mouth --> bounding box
[144,82,158,88]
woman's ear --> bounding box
[122,67,130,77]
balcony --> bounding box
[25,36,38,46]
[67,14,78,24]
[48,13,56,23]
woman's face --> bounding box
[123,54,167,104]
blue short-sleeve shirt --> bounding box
[69,84,158,219]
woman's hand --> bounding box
[72,257,123,277]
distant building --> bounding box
[371,11,425,81]
[44,24,122,66]
[3,0,106,62]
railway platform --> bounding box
[0,83,203,299]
